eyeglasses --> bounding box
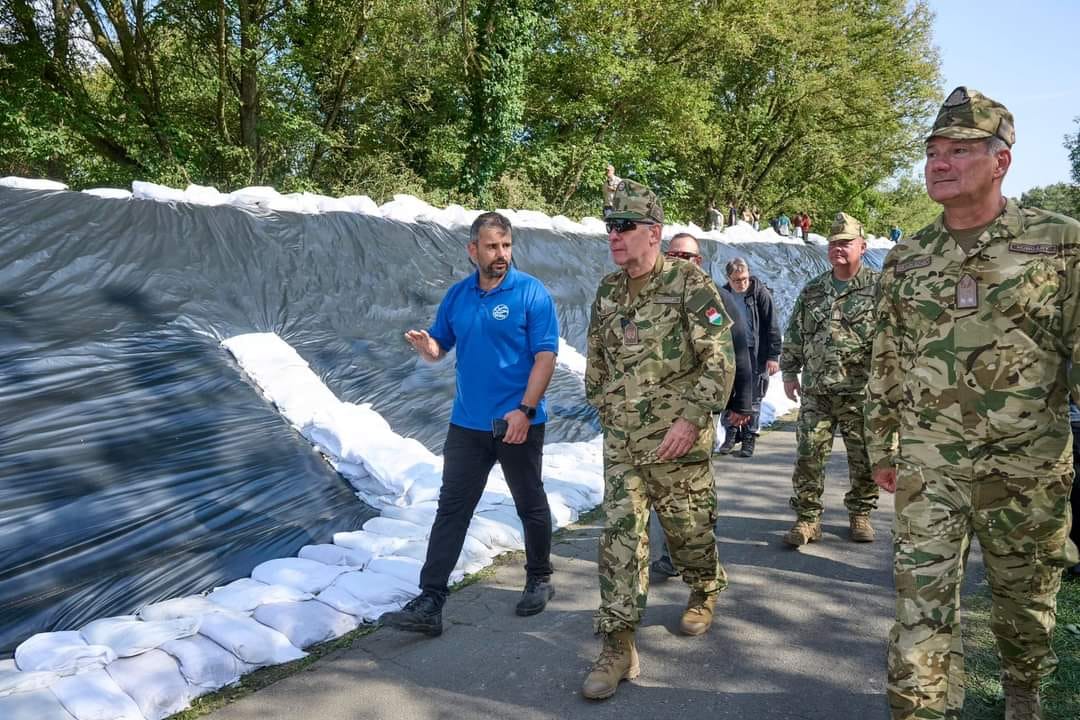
[605,218,654,234]
[665,250,701,261]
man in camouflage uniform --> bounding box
[867,87,1080,720]
[780,212,880,546]
[583,180,735,700]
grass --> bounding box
[959,576,1080,719]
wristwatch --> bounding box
[518,403,537,419]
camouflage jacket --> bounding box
[586,255,736,465]
[866,199,1080,477]
[779,264,879,396]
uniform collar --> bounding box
[925,196,1023,253]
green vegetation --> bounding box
[0,0,940,231]
[1021,183,1080,221]
[959,578,1080,720]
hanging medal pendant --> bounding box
[621,317,641,346]
[956,274,979,309]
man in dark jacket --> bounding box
[716,257,782,457]
[650,233,752,578]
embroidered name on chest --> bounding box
[1008,242,1058,255]
[653,295,680,305]
[895,256,931,274]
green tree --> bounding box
[1067,115,1080,185]
[1021,182,1080,221]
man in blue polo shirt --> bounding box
[380,211,560,637]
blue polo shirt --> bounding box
[428,266,559,431]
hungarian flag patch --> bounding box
[705,307,725,326]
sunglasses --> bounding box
[665,250,701,261]
[605,218,655,234]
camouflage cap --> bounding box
[928,86,1015,147]
[829,212,863,242]
[607,179,664,224]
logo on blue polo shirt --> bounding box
[492,304,510,320]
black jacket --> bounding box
[723,276,782,374]
[718,287,754,415]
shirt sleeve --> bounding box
[681,269,736,428]
[865,264,902,470]
[585,288,607,409]
[427,289,456,353]
[779,292,805,382]
[761,290,783,361]
[526,283,559,355]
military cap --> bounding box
[607,179,664,224]
[829,212,864,242]
[928,86,1015,147]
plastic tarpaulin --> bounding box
[0,186,883,653]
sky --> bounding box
[927,0,1079,196]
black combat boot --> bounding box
[716,427,740,455]
[379,591,443,637]
[737,433,757,458]
[515,576,556,616]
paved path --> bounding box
[207,422,977,720]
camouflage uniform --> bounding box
[866,87,1080,719]
[780,241,879,522]
[586,184,735,633]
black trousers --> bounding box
[420,423,552,599]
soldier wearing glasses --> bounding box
[582,181,736,699]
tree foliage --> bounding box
[0,0,942,223]
[1021,183,1080,222]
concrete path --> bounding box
[207,422,968,720]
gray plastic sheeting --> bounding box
[0,186,884,653]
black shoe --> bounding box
[737,434,756,458]
[650,555,680,579]
[715,429,739,455]
[1066,563,1080,580]
[379,592,443,636]
[516,577,555,616]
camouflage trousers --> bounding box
[887,463,1077,720]
[789,392,877,521]
[594,459,725,634]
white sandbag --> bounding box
[15,631,116,674]
[138,596,239,622]
[317,572,417,621]
[380,504,438,527]
[365,556,423,587]
[159,635,254,696]
[251,558,347,594]
[105,649,191,720]
[207,578,312,613]
[50,669,143,720]
[0,657,59,697]
[361,516,428,539]
[544,493,578,527]
[81,616,199,658]
[82,188,131,200]
[298,543,372,569]
[0,687,77,719]
[332,530,410,557]
[467,512,524,552]
[196,614,305,667]
[252,601,357,649]
[0,177,68,190]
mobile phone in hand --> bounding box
[492,418,509,440]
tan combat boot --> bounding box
[680,589,718,636]
[582,629,639,700]
[849,514,876,543]
[783,519,822,546]
[1004,680,1042,720]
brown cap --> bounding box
[829,212,863,241]
[928,86,1015,147]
